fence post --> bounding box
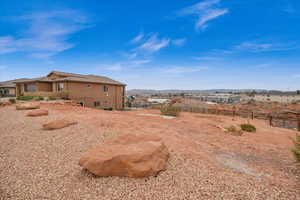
[269,115,273,127]
[251,111,254,120]
[298,119,300,131]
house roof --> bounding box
[0,78,31,88]
[15,71,126,86]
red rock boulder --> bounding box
[16,102,40,110]
[43,119,77,130]
[79,134,169,178]
[27,109,48,117]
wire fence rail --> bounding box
[150,104,300,131]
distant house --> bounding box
[0,79,30,97]
[15,71,126,109]
[253,94,300,103]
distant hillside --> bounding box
[126,89,268,96]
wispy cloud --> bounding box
[104,63,124,71]
[130,59,151,65]
[130,32,144,44]
[172,38,186,47]
[178,0,228,30]
[233,41,299,53]
[234,42,274,52]
[162,66,208,74]
[294,74,300,78]
[210,41,300,55]
[101,59,151,72]
[194,56,221,61]
[136,34,170,52]
[0,10,90,58]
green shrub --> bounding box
[160,105,181,117]
[240,124,256,132]
[9,98,16,104]
[225,125,243,136]
[292,134,300,164]
[17,96,44,101]
[48,96,57,101]
[34,96,44,101]
[17,96,35,101]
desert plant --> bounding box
[160,104,181,117]
[17,96,35,101]
[48,96,57,101]
[225,125,243,136]
[34,96,44,101]
[292,134,300,164]
[240,123,256,132]
[9,98,16,104]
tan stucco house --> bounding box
[0,79,30,97]
[15,71,126,109]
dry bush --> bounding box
[225,125,243,136]
[160,105,181,117]
[9,98,16,104]
[240,124,256,132]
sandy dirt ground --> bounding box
[0,103,299,200]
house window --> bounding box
[57,83,64,91]
[94,101,100,107]
[86,84,91,88]
[25,84,37,92]
[103,85,108,92]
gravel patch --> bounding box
[0,105,299,200]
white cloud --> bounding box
[179,0,228,30]
[130,59,151,65]
[104,63,124,71]
[137,34,170,52]
[101,59,151,72]
[233,41,299,53]
[162,66,208,74]
[172,38,186,46]
[130,32,144,44]
[0,36,18,54]
[234,42,274,52]
[0,10,90,58]
[196,9,228,30]
[194,56,220,61]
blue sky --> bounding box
[0,0,299,90]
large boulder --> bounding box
[43,119,77,130]
[16,102,40,110]
[79,134,169,178]
[27,109,48,117]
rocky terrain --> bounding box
[0,102,299,200]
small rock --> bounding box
[43,119,77,130]
[27,109,48,117]
[16,102,40,110]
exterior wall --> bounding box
[0,87,16,97]
[15,79,125,109]
[66,81,125,109]
[37,82,52,92]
